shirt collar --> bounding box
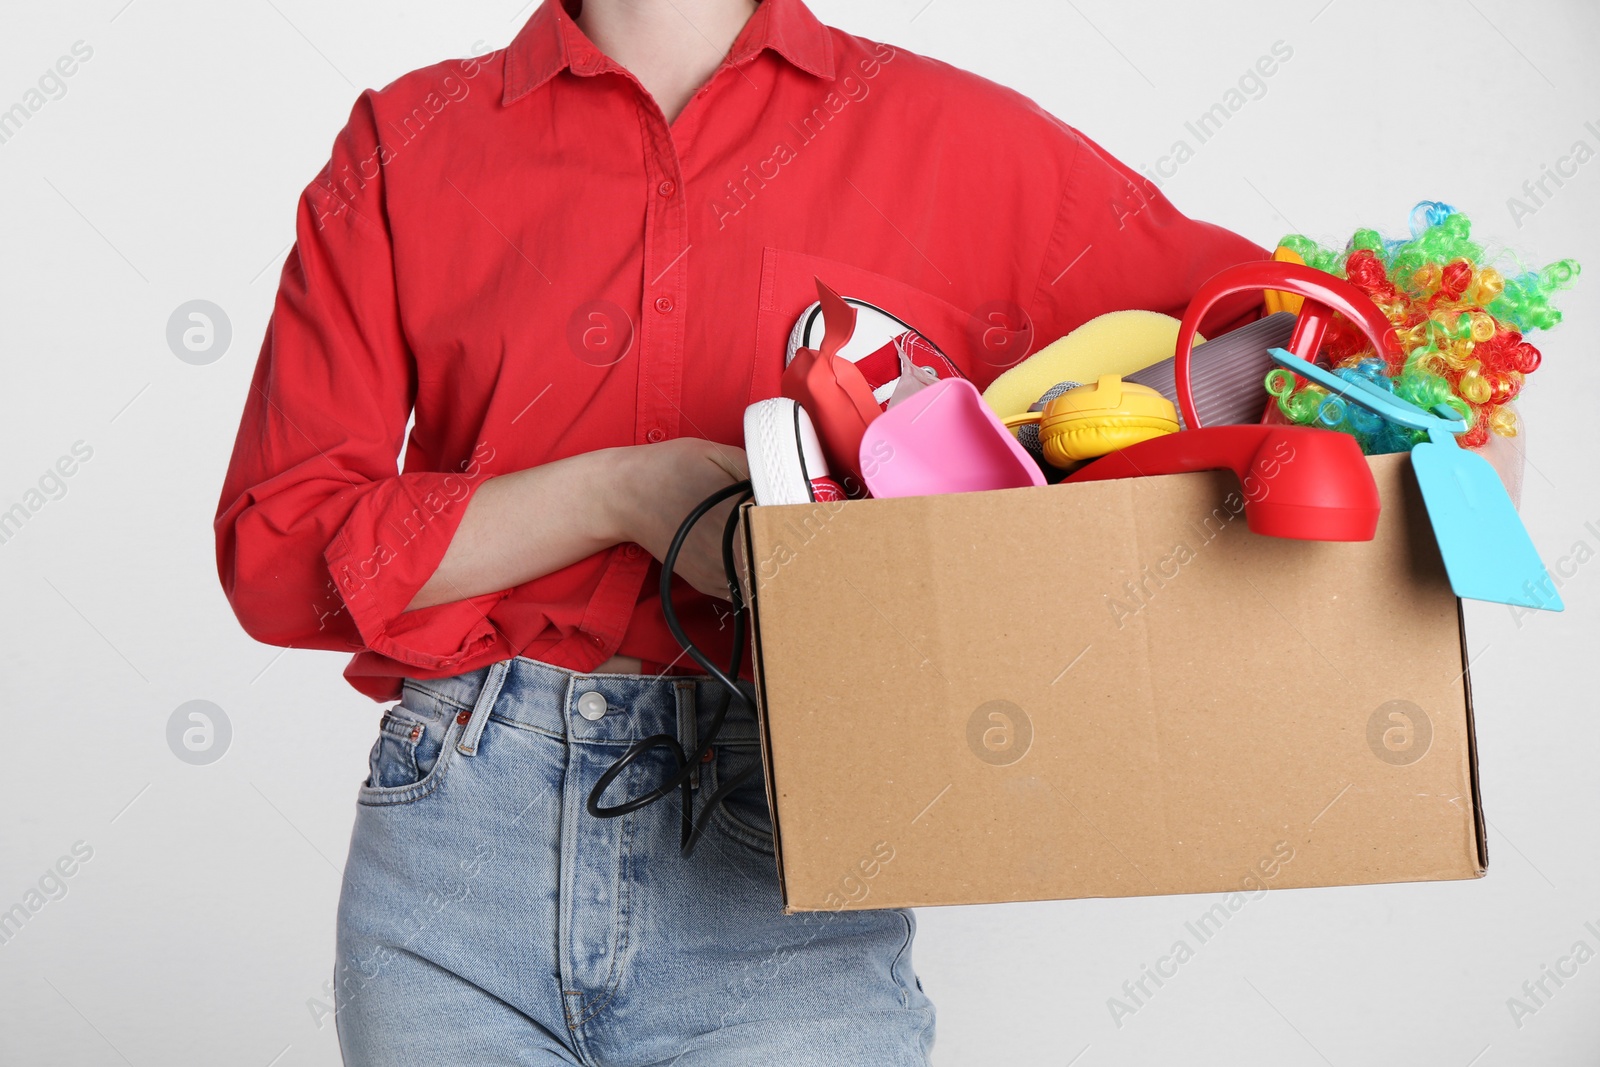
[503,0,834,105]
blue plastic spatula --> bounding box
[1269,348,1562,611]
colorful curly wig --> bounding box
[1265,202,1578,452]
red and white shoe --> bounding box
[786,297,964,410]
[744,398,848,506]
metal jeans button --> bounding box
[577,691,608,721]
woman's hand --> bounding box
[610,438,750,599]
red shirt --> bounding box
[214,0,1266,701]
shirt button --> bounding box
[577,691,608,722]
[646,428,666,443]
[655,296,674,314]
[658,180,676,197]
[623,544,642,560]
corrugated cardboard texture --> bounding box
[745,453,1484,912]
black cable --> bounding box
[585,479,759,856]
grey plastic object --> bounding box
[1125,311,1297,428]
[1016,379,1080,467]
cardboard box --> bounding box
[741,453,1486,912]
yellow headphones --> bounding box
[1002,375,1179,467]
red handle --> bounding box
[1175,262,1401,430]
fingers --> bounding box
[684,507,741,601]
[707,443,750,482]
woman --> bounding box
[215,0,1265,1062]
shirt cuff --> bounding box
[323,471,500,672]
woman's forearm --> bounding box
[405,437,748,612]
[405,448,632,612]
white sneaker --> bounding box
[787,297,963,409]
[744,398,848,506]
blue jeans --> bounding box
[334,656,935,1065]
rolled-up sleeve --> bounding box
[213,90,500,672]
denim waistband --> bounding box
[399,655,760,747]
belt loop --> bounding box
[675,679,699,790]
[457,659,510,757]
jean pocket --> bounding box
[358,701,459,806]
[708,740,775,855]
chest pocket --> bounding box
[747,247,983,407]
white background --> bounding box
[2,1,1598,1064]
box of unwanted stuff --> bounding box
[739,452,1485,913]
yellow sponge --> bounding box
[981,310,1203,420]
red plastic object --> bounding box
[1174,262,1403,431]
[780,280,882,489]
[1064,425,1380,541]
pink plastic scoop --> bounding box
[860,378,1047,498]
